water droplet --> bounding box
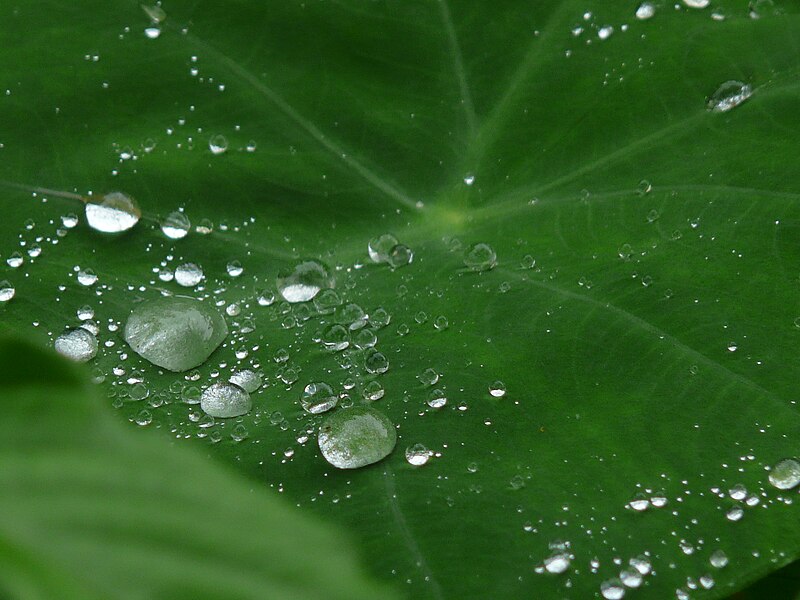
[135,408,152,426]
[61,213,79,228]
[707,81,752,113]
[464,173,475,186]
[600,578,625,599]
[160,211,191,239]
[629,493,650,512]
[277,259,333,303]
[6,252,23,268]
[301,382,339,414]
[683,0,709,7]
[709,550,729,568]
[369,307,391,328]
[321,324,349,351]
[229,369,262,393]
[387,244,414,269]
[418,368,439,387]
[77,268,97,286]
[620,569,643,588]
[0,280,15,302]
[630,556,652,576]
[200,382,251,418]
[362,380,385,402]
[405,443,432,466]
[427,388,447,408]
[699,574,715,589]
[174,262,204,287]
[55,328,98,362]
[597,26,614,40]
[768,458,800,490]
[124,296,228,372]
[141,4,166,23]
[543,552,571,574]
[635,2,656,19]
[231,423,248,442]
[464,243,497,272]
[353,328,378,349]
[312,289,341,314]
[85,192,140,233]
[335,303,367,330]
[209,134,228,155]
[728,483,747,500]
[368,233,399,263]
[489,380,506,397]
[434,315,449,330]
[144,26,161,39]
[725,504,744,521]
[224,260,243,278]
[364,349,389,374]
[318,406,397,469]
[727,341,738,352]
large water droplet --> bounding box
[200,382,251,418]
[175,262,204,287]
[276,259,333,303]
[464,243,497,272]
[318,406,397,469]
[707,81,752,113]
[768,458,800,490]
[85,192,140,233]
[55,328,98,362]
[161,211,191,239]
[301,382,339,414]
[123,296,228,372]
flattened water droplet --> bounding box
[200,382,251,417]
[174,262,204,287]
[707,81,752,113]
[405,443,432,466]
[768,458,800,490]
[85,192,140,233]
[364,349,389,374]
[229,369,262,393]
[368,233,399,263]
[683,0,709,7]
[160,211,191,239]
[318,406,397,469]
[543,552,571,574]
[725,504,744,521]
[464,243,497,272]
[0,280,15,302]
[55,328,98,362]
[277,259,333,303]
[124,296,228,372]
[301,382,339,414]
[6,252,23,268]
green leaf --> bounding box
[1,0,799,598]
[0,338,392,600]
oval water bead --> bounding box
[201,382,251,418]
[301,382,339,414]
[368,233,399,263]
[405,443,433,466]
[707,80,752,113]
[85,192,141,233]
[174,262,204,287]
[54,328,98,362]
[160,210,191,239]
[318,406,397,469]
[276,259,333,303]
[463,243,497,272]
[123,296,228,372]
[768,458,800,490]
[229,369,262,393]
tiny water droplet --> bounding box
[725,504,744,521]
[362,380,385,402]
[85,192,141,233]
[464,173,475,186]
[427,388,447,408]
[387,244,414,269]
[6,252,23,268]
[620,569,643,588]
[313,289,341,314]
[434,315,449,330]
[418,368,439,387]
[364,349,389,374]
[200,382,251,418]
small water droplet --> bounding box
[226,260,244,277]
[597,26,614,40]
[387,244,414,269]
[709,550,729,568]
[725,504,744,521]
[174,262,204,287]
[368,233,399,263]
[543,552,571,574]
[707,81,752,113]
[405,443,432,466]
[0,280,15,303]
[683,0,709,8]
[463,173,475,186]
[489,380,506,397]
[160,211,191,239]
[85,192,141,233]
[635,2,656,19]
[362,380,385,402]
[209,134,228,155]
[418,368,439,387]
[277,259,333,303]
[55,328,98,362]
[434,315,449,330]
[77,268,98,286]
[364,349,389,374]
[600,578,625,599]
[229,369,262,393]
[200,382,251,418]
[620,569,643,588]
[464,243,497,272]
[318,406,397,469]
[301,382,339,414]
[6,252,23,268]
[427,388,447,408]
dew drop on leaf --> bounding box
[768,458,800,490]
[709,549,729,568]
[0,280,15,302]
[318,406,397,469]
[6,252,23,268]
[489,380,506,397]
[427,388,447,408]
[387,243,414,269]
[405,444,432,466]
[707,81,752,113]
[54,327,98,362]
[229,369,262,393]
[276,259,333,303]
[683,0,710,7]
[321,324,349,351]
[174,262,204,287]
[464,243,497,272]
[226,260,243,277]
[301,382,338,414]
[123,296,228,372]
[209,134,229,155]
[368,233,399,263]
[85,192,140,233]
[200,382,251,418]
[77,268,97,286]
[364,349,389,374]
[362,380,385,402]
[160,210,191,239]
[635,2,655,19]
[600,578,625,599]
